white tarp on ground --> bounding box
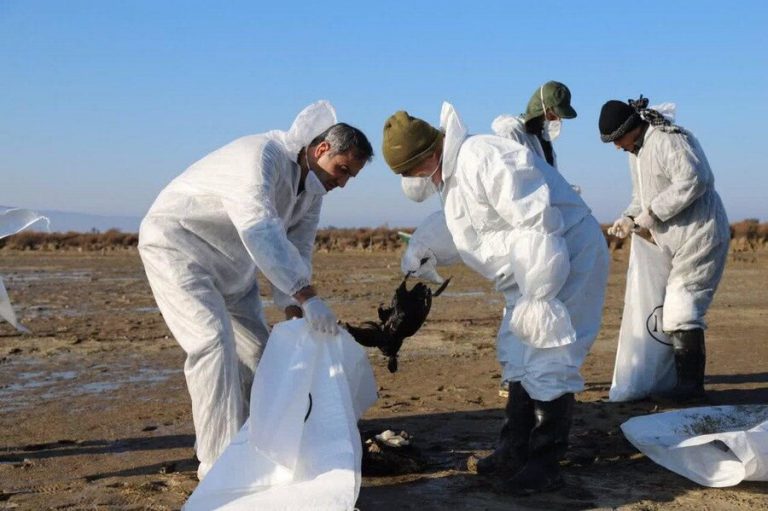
[184,319,378,511]
[0,207,49,333]
[622,405,768,487]
[609,235,675,401]
[0,277,30,334]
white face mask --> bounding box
[401,154,442,203]
[304,151,328,196]
[540,86,562,142]
[402,177,436,202]
[541,119,561,141]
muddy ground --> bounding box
[1,245,767,510]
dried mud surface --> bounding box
[1,247,767,510]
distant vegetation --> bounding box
[0,229,138,251]
[1,221,766,253]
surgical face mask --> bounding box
[401,154,442,203]
[304,151,328,196]
[539,86,562,142]
[541,119,561,141]
[402,177,436,202]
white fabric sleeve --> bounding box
[408,210,462,266]
[623,159,643,219]
[223,144,311,300]
[649,135,709,222]
[271,198,322,310]
[483,148,577,349]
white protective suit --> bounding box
[622,125,729,331]
[491,114,558,168]
[403,115,565,281]
[411,103,609,401]
[138,101,337,477]
[402,115,558,204]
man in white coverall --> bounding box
[138,101,373,480]
[491,80,576,171]
[381,104,609,494]
[600,97,729,403]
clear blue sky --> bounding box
[2,0,766,228]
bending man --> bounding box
[139,101,373,479]
[382,103,609,494]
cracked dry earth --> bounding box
[1,247,767,510]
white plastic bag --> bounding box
[621,405,768,487]
[609,235,675,401]
[184,319,377,511]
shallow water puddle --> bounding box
[0,358,181,411]
[4,270,93,283]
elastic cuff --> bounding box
[287,278,311,298]
[648,200,671,222]
[273,293,299,310]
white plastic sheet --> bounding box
[184,319,378,511]
[0,277,30,333]
[0,206,49,239]
[609,235,675,401]
[0,207,49,333]
[622,405,768,487]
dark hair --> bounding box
[309,123,374,162]
[524,115,545,134]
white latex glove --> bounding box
[401,241,445,284]
[301,297,339,335]
[607,216,635,239]
[635,209,656,230]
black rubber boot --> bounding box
[653,329,707,404]
[471,381,534,477]
[503,392,574,495]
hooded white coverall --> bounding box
[402,115,562,278]
[138,101,336,477]
[413,103,609,401]
[623,125,729,331]
[402,115,556,204]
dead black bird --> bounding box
[345,274,450,373]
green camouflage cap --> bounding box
[382,111,442,174]
[523,81,578,121]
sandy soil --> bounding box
[1,246,767,510]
